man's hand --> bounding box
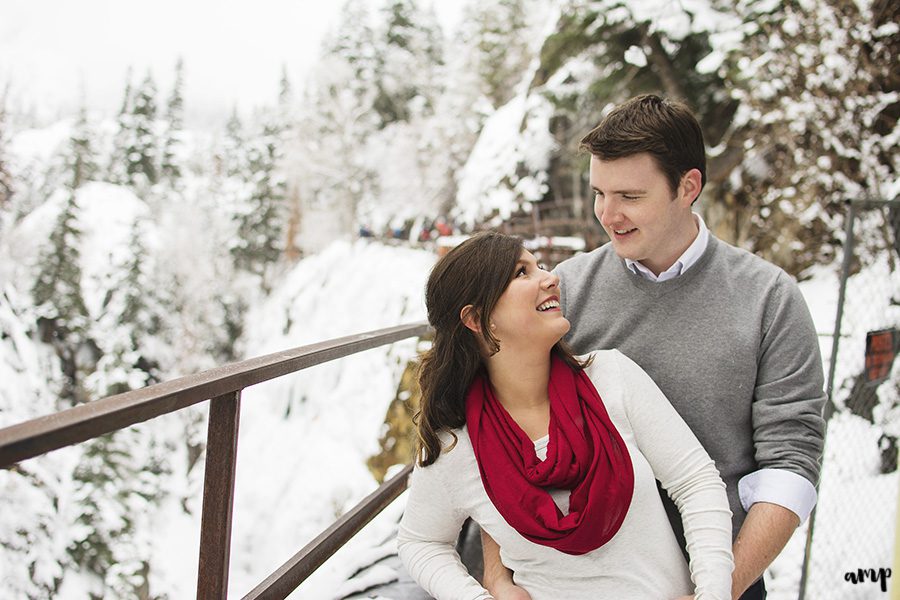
[489,579,533,600]
[481,529,532,599]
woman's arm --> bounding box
[614,352,734,600]
[398,461,493,600]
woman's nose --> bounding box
[542,271,560,289]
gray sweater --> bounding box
[555,234,826,535]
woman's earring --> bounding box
[490,322,496,330]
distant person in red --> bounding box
[397,231,733,599]
[434,216,453,237]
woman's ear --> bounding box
[460,305,482,333]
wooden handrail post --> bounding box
[197,391,242,599]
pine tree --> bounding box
[160,58,185,183]
[32,192,89,339]
[125,72,159,187]
[73,227,169,593]
[231,121,286,283]
[324,0,379,107]
[31,189,90,405]
[89,219,163,397]
[108,70,134,185]
[67,104,99,190]
[373,0,444,126]
[459,0,531,108]
[278,64,293,118]
[70,426,168,596]
[0,95,12,207]
[221,107,245,178]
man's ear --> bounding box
[679,168,703,206]
[460,305,482,333]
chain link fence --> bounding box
[799,199,899,599]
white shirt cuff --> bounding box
[738,468,818,524]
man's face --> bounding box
[590,153,697,275]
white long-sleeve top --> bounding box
[397,350,734,600]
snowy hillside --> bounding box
[225,240,432,597]
[0,228,436,597]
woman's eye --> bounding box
[515,266,527,277]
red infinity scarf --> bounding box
[465,354,634,555]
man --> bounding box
[481,94,826,599]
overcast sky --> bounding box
[0,0,463,127]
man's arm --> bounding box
[729,272,826,596]
[481,529,532,600]
[731,502,799,598]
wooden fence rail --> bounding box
[0,322,431,599]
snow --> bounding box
[0,0,896,597]
[220,239,433,598]
[454,94,556,226]
[623,45,648,68]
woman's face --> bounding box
[488,250,570,351]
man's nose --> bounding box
[596,195,619,226]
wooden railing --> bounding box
[0,322,431,599]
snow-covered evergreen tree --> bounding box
[107,71,134,185]
[231,121,286,285]
[0,97,12,207]
[458,0,532,109]
[324,0,379,109]
[88,219,163,397]
[66,105,99,190]
[160,58,185,184]
[372,0,444,126]
[31,192,89,343]
[69,425,169,598]
[125,72,160,188]
[220,107,245,178]
[287,2,381,250]
[277,64,294,125]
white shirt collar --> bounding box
[625,213,709,282]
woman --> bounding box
[398,232,733,599]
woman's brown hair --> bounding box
[415,231,589,467]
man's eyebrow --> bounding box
[592,187,647,194]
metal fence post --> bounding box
[197,391,243,600]
[797,199,856,600]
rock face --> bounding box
[368,354,424,483]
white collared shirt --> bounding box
[624,211,818,523]
[625,213,710,281]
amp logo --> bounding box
[844,568,892,593]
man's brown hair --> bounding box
[580,94,706,196]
